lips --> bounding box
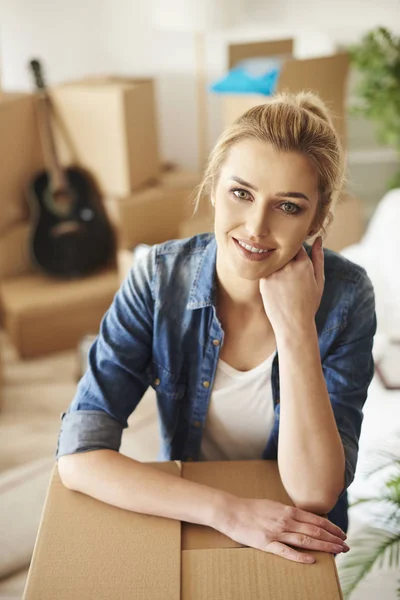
[233,238,275,252]
[232,237,276,262]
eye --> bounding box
[280,202,302,215]
[231,188,252,201]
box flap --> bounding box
[54,77,153,92]
[23,461,181,600]
[182,547,342,600]
[182,460,293,550]
[228,39,294,69]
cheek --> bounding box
[214,198,237,229]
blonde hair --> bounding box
[195,91,346,239]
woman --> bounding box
[57,92,376,564]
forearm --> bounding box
[58,449,227,528]
[276,322,345,513]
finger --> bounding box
[286,519,347,547]
[311,236,325,289]
[278,532,346,556]
[266,541,315,564]
[292,507,347,540]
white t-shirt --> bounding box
[199,351,276,461]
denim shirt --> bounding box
[56,233,377,533]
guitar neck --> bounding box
[36,90,68,193]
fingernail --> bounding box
[334,545,344,553]
[343,544,350,552]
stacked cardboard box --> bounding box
[113,166,215,282]
[0,268,119,358]
[0,90,121,357]
[0,93,44,282]
[50,77,161,196]
[221,39,349,149]
[0,78,212,356]
[48,76,213,280]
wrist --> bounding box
[275,319,317,346]
[206,488,236,531]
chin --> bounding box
[231,260,275,281]
[228,249,279,281]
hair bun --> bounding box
[294,91,334,126]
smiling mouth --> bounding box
[232,237,276,261]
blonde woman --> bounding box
[57,92,376,564]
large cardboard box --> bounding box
[49,77,160,196]
[323,193,365,252]
[0,268,119,358]
[0,93,44,235]
[178,212,214,240]
[0,221,32,282]
[105,181,192,250]
[221,39,349,148]
[23,459,342,599]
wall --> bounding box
[1,0,398,210]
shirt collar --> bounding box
[187,235,217,310]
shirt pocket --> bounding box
[148,363,186,444]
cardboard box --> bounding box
[221,40,349,148]
[160,166,202,191]
[49,77,160,196]
[117,208,214,283]
[105,182,191,250]
[0,268,119,358]
[323,193,365,252]
[0,93,44,235]
[178,213,214,240]
[23,459,342,599]
[0,221,32,281]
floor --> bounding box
[0,331,399,599]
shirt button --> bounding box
[212,339,220,346]
[203,381,210,388]
[154,378,160,386]
[187,456,193,462]
[193,420,202,428]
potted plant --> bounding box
[338,434,400,598]
[349,27,400,189]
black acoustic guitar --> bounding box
[28,59,115,278]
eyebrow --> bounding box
[230,176,310,203]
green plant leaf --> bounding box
[349,26,400,160]
[339,526,400,598]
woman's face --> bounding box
[213,138,320,282]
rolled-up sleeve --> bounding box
[323,270,377,498]
[56,244,155,460]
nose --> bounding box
[244,203,270,239]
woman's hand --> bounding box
[259,237,325,336]
[216,494,349,564]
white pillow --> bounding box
[341,188,400,342]
[0,456,54,579]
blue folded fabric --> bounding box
[210,57,283,96]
